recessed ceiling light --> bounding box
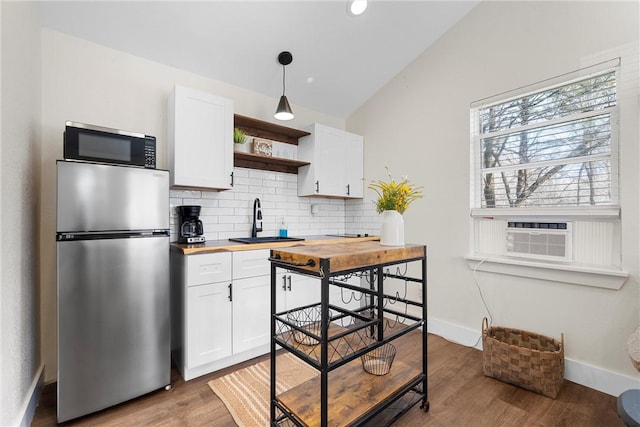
[347,0,367,17]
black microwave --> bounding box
[63,121,156,168]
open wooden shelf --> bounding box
[277,358,422,427]
[233,151,309,174]
[233,114,311,173]
[234,114,309,145]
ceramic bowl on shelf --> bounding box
[360,343,396,376]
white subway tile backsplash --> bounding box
[169,167,354,242]
[175,189,202,197]
[166,164,385,242]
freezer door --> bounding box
[57,160,169,232]
[57,235,170,422]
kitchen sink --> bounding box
[228,236,305,244]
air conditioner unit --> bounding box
[505,221,572,262]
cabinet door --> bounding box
[168,85,233,190]
[232,275,271,354]
[315,124,346,197]
[186,282,232,368]
[344,132,364,198]
[297,123,363,198]
[286,273,320,310]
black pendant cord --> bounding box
[282,64,286,96]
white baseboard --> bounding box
[177,344,270,381]
[564,358,640,397]
[427,316,640,397]
[15,363,45,427]
[427,316,484,350]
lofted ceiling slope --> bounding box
[38,1,479,118]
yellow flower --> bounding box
[369,167,423,214]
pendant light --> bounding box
[274,51,294,121]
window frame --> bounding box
[469,59,621,219]
[466,58,629,289]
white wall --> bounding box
[349,1,640,393]
[39,29,347,383]
[0,2,42,425]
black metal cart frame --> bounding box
[269,245,428,427]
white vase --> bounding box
[380,210,405,246]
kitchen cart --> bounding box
[269,241,428,427]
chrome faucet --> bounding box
[251,198,263,238]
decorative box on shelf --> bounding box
[252,138,273,157]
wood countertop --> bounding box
[171,235,380,255]
[270,241,426,275]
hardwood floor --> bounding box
[32,331,623,426]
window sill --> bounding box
[470,206,620,219]
[464,255,628,290]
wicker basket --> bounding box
[482,317,564,399]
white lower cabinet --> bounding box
[171,248,271,380]
[276,272,363,313]
[277,271,319,312]
[186,282,233,367]
[232,275,271,354]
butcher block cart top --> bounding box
[269,240,426,275]
[269,241,429,427]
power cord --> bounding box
[472,257,494,327]
[437,257,495,349]
[469,257,494,348]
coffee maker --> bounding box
[177,205,205,244]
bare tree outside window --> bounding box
[477,72,617,209]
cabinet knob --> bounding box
[228,283,232,301]
[346,184,350,195]
[287,275,292,291]
[230,171,234,187]
[315,181,320,193]
[282,275,287,291]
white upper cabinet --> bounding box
[344,131,364,198]
[167,85,234,190]
[297,123,364,198]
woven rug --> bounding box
[208,353,318,427]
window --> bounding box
[466,51,638,288]
[471,64,619,214]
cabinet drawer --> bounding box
[233,249,270,279]
[186,252,232,286]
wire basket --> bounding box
[360,343,396,376]
[286,305,328,346]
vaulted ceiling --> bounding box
[38,1,479,118]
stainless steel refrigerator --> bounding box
[56,160,170,422]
